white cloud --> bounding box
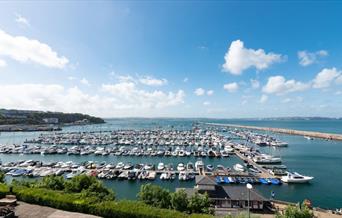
[312,68,341,89]
[250,79,260,89]
[223,82,239,92]
[15,13,30,27]
[282,98,292,103]
[194,88,205,96]
[262,76,309,95]
[222,40,284,75]
[80,78,90,86]
[101,82,185,109]
[203,101,211,106]
[67,76,76,81]
[183,77,188,83]
[139,76,167,86]
[0,59,6,67]
[206,90,214,96]
[0,83,185,117]
[0,29,68,68]
[335,91,342,95]
[259,94,268,103]
[336,75,342,85]
[298,50,328,66]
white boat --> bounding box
[115,162,125,169]
[233,163,245,172]
[253,155,282,164]
[281,172,314,183]
[178,171,188,181]
[177,163,185,171]
[195,159,204,171]
[304,136,313,140]
[157,162,165,171]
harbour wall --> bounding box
[204,123,342,141]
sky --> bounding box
[0,1,342,118]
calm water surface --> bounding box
[0,118,341,209]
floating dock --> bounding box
[205,122,342,141]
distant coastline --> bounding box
[0,109,105,132]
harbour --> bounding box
[0,118,341,209]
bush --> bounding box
[171,189,189,212]
[137,184,171,209]
[0,172,5,183]
[11,185,212,218]
[276,203,314,218]
[37,175,65,190]
[188,192,212,214]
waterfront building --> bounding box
[180,176,271,210]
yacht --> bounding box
[253,155,282,164]
[157,162,165,171]
[281,172,314,183]
[233,163,245,172]
[186,162,194,171]
[177,163,185,171]
[195,159,204,171]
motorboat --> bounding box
[186,162,194,171]
[157,162,165,171]
[206,164,214,171]
[281,172,314,183]
[195,159,204,171]
[177,163,185,171]
[233,163,245,172]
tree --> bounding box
[38,175,65,190]
[170,189,189,212]
[0,172,5,183]
[276,203,314,218]
[188,192,211,214]
[137,184,171,209]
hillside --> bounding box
[0,109,105,125]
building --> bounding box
[43,118,59,124]
[180,176,271,210]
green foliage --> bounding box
[170,189,189,212]
[188,192,212,214]
[224,212,260,218]
[276,204,314,218]
[0,171,5,183]
[37,175,65,190]
[0,109,104,125]
[10,185,212,218]
[137,184,171,209]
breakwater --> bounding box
[204,123,342,141]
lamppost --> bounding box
[246,183,253,218]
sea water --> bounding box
[0,118,341,209]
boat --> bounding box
[281,172,314,183]
[253,155,282,164]
[233,163,245,172]
[206,164,214,171]
[304,136,313,140]
[177,163,185,171]
[186,162,194,171]
[157,162,165,171]
[195,159,204,171]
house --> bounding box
[43,118,59,124]
[179,175,271,210]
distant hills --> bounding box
[0,109,105,125]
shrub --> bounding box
[171,189,189,212]
[188,192,212,214]
[276,203,314,218]
[137,184,171,209]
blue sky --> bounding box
[0,1,342,118]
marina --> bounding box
[0,118,341,209]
